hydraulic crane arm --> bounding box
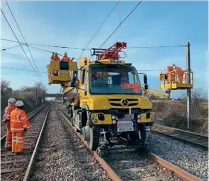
[91,42,127,60]
[142,88,171,99]
[61,80,79,94]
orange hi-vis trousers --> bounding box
[5,122,12,148]
[10,108,31,153]
[12,132,24,153]
[3,105,15,148]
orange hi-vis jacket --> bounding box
[51,55,60,61]
[54,55,60,61]
[167,66,184,75]
[51,55,55,60]
[10,108,31,132]
[3,105,16,122]
[61,56,72,62]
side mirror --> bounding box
[70,71,78,88]
[144,84,148,90]
[144,74,148,90]
[138,72,148,90]
[70,81,76,88]
[144,74,147,85]
[73,71,78,80]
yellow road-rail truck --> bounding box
[48,42,156,154]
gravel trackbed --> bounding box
[30,105,112,181]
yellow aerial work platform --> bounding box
[47,60,78,85]
[160,70,193,90]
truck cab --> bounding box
[68,57,155,151]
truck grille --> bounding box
[109,99,138,107]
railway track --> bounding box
[1,104,50,181]
[151,124,208,149]
[30,104,112,181]
[57,106,201,181]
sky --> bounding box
[1,1,208,98]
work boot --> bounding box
[15,152,22,155]
[15,151,27,155]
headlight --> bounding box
[112,115,116,119]
[137,114,141,119]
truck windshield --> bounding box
[89,65,142,95]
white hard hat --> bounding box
[15,100,24,107]
[8,98,16,104]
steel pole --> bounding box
[186,42,191,129]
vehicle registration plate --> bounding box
[117,127,134,132]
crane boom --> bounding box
[142,88,171,99]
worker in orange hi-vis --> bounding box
[3,98,16,149]
[54,52,60,61]
[10,100,31,154]
[50,52,55,60]
[172,64,184,84]
[61,52,72,62]
[167,64,184,84]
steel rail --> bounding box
[151,124,208,148]
[57,107,201,181]
[1,104,46,145]
[57,108,122,181]
[23,105,51,181]
[151,154,201,181]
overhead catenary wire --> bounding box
[129,45,187,48]
[27,45,61,55]
[79,1,119,58]
[100,1,143,48]
[1,38,90,50]
[1,9,42,83]
[26,45,79,60]
[1,38,187,50]
[1,44,20,51]
[1,40,79,59]
[5,1,42,82]
[1,66,48,74]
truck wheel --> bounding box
[81,109,87,128]
[67,106,73,118]
[71,110,76,126]
[82,126,90,141]
[88,127,99,151]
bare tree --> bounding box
[1,80,12,96]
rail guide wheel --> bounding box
[89,127,99,150]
